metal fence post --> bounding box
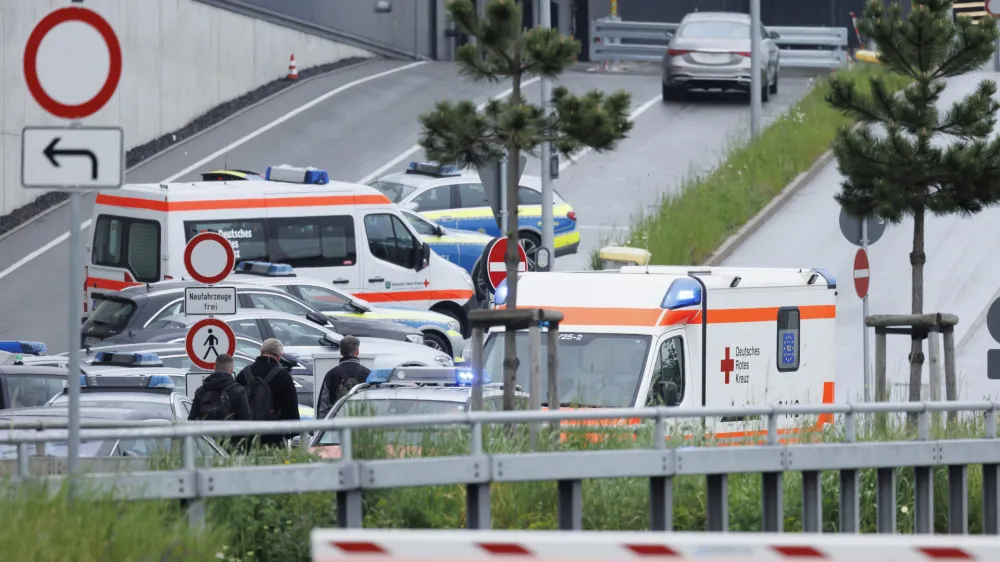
[16,443,29,480]
[948,464,969,535]
[649,410,673,531]
[706,474,729,531]
[876,468,897,533]
[914,408,934,534]
[985,404,1000,535]
[181,436,205,529]
[839,408,860,533]
[336,428,363,528]
[761,411,783,532]
[557,479,582,530]
[801,470,822,532]
[470,326,486,412]
[466,421,491,529]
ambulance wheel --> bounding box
[472,261,490,302]
[519,231,541,271]
[423,332,452,357]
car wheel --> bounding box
[662,83,682,102]
[761,73,770,103]
[770,69,779,95]
[423,331,452,357]
[472,260,490,302]
[518,231,542,271]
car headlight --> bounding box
[447,320,461,332]
[434,355,453,366]
[407,334,424,345]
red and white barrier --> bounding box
[312,530,1000,561]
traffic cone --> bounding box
[287,54,299,80]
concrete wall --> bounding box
[0,0,372,215]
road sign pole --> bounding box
[749,0,762,138]
[862,219,871,403]
[539,0,554,273]
[67,188,82,492]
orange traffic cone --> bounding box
[287,54,299,80]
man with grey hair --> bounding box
[236,338,300,447]
[317,334,370,419]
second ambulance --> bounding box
[83,166,478,335]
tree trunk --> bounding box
[907,208,926,416]
[501,39,524,412]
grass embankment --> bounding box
[592,64,911,267]
[5,415,993,561]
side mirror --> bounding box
[278,354,297,369]
[320,335,339,348]
[349,299,372,313]
[434,224,445,236]
[654,381,681,407]
[769,31,780,39]
[305,311,329,326]
[414,242,430,271]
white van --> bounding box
[84,166,477,334]
[485,266,838,438]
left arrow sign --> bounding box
[21,126,123,190]
[44,137,98,180]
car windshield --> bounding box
[483,332,651,408]
[50,396,174,419]
[84,298,136,331]
[0,440,105,458]
[679,21,750,39]
[370,180,417,203]
[401,211,439,236]
[8,375,69,408]
[316,398,466,445]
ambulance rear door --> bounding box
[87,207,164,313]
[358,209,432,310]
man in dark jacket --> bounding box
[236,338,300,447]
[317,335,370,419]
[188,354,251,449]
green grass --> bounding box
[597,64,912,266]
[6,414,991,561]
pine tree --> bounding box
[826,0,1000,404]
[418,0,632,409]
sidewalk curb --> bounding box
[703,149,835,266]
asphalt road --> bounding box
[721,70,1000,404]
[1,59,816,352]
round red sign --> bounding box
[185,318,237,372]
[23,7,123,120]
[853,248,870,300]
[184,232,236,285]
[486,237,527,291]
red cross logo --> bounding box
[423,279,430,288]
[720,347,734,385]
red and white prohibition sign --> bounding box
[854,248,870,300]
[186,318,237,371]
[486,238,528,291]
[184,232,236,285]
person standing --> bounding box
[188,354,252,450]
[317,335,370,419]
[236,338,300,447]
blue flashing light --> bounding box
[0,341,48,356]
[405,161,460,177]
[494,278,508,306]
[146,375,175,388]
[92,351,164,368]
[366,369,393,383]
[661,278,703,310]
[79,374,89,386]
[265,165,329,185]
[234,261,295,277]
[809,268,838,289]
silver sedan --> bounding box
[661,12,780,102]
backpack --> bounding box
[198,382,238,421]
[242,364,282,421]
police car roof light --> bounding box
[92,351,164,368]
[661,278,702,310]
[265,164,330,185]
[386,366,490,386]
[494,278,509,306]
[405,161,460,177]
[366,369,393,384]
[0,341,48,356]
[146,374,176,388]
[234,261,296,277]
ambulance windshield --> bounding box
[482,332,651,408]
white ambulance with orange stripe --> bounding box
[484,266,837,436]
[84,166,478,335]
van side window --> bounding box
[185,220,267,262]
[458,184,490,208]
[364,214,417,269]
[92,215,160,282]
[777,307,800,372]
[411,186,451,212]
[517,186,541,205]
[646,336,684,407]
[268,216,357,268]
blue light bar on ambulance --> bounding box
[0,341,47,356]
[367,367,490,386]
[405,161,460,177]
[494,278,509,306]
[265,165,329,185]
[660,278,702,310]
[234,261,296,277]
[91,351,164,368]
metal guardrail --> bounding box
[5,401,1000,535]
[589,18,849,70]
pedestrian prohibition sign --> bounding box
[486,237,527,291]
[184,232,235,285]
[854,248,870,300]
[185,318,236,371]
[23,6,123,120]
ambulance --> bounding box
[83,166,478,334]
[484,265,838,438]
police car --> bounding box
[309,367,528,452]
[398,209,496,301]
[370,162,581,265]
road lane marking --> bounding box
[1,61,428,280]
[357,76,542,184]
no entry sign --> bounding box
[184,232,236,285]
[23,6,122,120]
[486,237,527,291]
[186,318,236,372]
[854,248,870,300]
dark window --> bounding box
[646,336,684,407]
[8,376,68,408]
[185,219,267,262]
[370,181,416,203]
[364,214,418,269]
[266,318,329,347]
[517,186,541,205]
[401,211,439,236]
[678,21,750,39]
[295,285,353,312]
[185,216,357,268]
[777,307,800,372]
[85,298,137,332]
[92,215,161,282]
[411,186,452,212]
[457,184,490,208]
[228,319,264,341]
